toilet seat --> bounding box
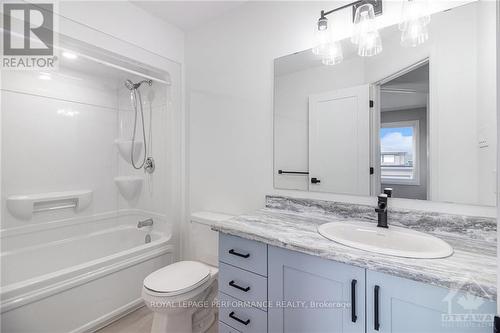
[143,261,211,296]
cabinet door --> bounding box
[366,270,496,333]
[268,246,365,333]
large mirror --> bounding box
[274,1,497,206]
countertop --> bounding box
[209,196,497,300]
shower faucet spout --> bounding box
[138,218,154,228]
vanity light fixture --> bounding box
[399,0,431,47]
[352,3,382,56]
[312,16,332,57]
[312,15,344,66]
[313,0,382,64]
[321,41,344,65]
[313,0,431,65]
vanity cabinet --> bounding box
[366,271,496,333]
[268,246,365,333]
[218,234,496,333]
[218,234,268,333]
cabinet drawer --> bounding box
[219,234,267,276]
[219,262,268,311]
[219,292,267,333]
[219,321,241,333]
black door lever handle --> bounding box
[311,177,321,184]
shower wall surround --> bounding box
[0,5,184,332]
[1,69,119,229]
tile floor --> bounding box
[96,306,218,333]
[97,307,153,333]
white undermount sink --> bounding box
[317,221,453,259]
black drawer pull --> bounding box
[229,311,250,325]
[374,285,380,331]
[228,249,250,258]
[229,280,251,292]
[351,279,357,323]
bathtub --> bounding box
[0,211,174,333]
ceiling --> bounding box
[132,1,247,32]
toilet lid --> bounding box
[143,261,211,295]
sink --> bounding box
[317,221,453,259]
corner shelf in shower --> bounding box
[114,176,143,200]
[6,190,93,220]
[114,139,143,165]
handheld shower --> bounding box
[125,79,155,173]
[124,79,152,91]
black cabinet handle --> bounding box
[229,311,250,325]
[351,279,357,323]
[374,285,380,331]
[311,177,321,184]
[228,249,250,258]
[229,280,251,292]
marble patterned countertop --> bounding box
[209,196,497,300]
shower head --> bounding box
[124,79,153,90]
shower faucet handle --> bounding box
[144,157,155,174]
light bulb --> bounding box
[312,17,332,57]
[399,0,430,47]
[321,41,344,65]
[357,30,382,57]
[352,3,377,45]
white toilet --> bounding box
[142,261,218,333]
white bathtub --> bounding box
[0,212,174,333]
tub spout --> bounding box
[138,218,153,229]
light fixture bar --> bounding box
[320,0,382,21]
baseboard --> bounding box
[70,298,145,333]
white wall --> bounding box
[186,1,495,263]
[57,1,184,65]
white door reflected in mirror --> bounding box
[308,85,370,195]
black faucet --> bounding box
[375,194,388,228]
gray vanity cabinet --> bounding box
[366,271,496,333]
[268,246,365,333]
[219,234,496,333]
[218,234,268,333]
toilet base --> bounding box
[150,310,194,333]
[144,279,218,333]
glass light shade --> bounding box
[357,30,382,57]
[312,19,332,56]
[399,0,430,47]
[351,3,377,45]
[321,41,344,65]
[400,20,428,47]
